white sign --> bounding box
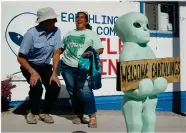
[1,1,139,80]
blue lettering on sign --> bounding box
[97,26,103,35]
[95,15,100,24]
[97,26,116,36]
[68,13,75,22]
[61,12,118,36]
[114,16,118,23]
[89,14,95,23]
[61,12,118,25]
[61,12,67,22]
[102,15,107,24]
[107,16,113,25]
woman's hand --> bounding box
[82,52,91,58]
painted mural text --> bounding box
[100,38,122,76]
[61,12,118,36]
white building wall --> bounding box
[1,1,184,102]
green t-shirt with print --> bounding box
[61,29,104,67]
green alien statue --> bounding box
[114,12,168,133]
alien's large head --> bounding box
[114,12,150,46]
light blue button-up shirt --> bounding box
[19,26,61,65]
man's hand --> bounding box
[50,73,61,87]
[30,71,41,87]
[17,56,41,87]
[82,52,91,58]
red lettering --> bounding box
[108,59,118,75]
[100,37,106,42]
[107,38,117,54]
[100,59,107,75]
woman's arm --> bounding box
[97,48,104,55]
[59,48,65,54]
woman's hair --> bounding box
[76,11,92,30]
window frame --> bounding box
[140,2,179,38]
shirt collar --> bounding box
[36,25,57,39]
[36,25,45,36]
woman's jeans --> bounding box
[61,62,97,115]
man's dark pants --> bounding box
[21,63,60,115]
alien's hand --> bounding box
[151,77,168,95]
[124,78,153,98]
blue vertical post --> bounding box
[140,2,144,14]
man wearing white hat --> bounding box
[17,7,61,124]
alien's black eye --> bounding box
[133,22,141,28]
[147,24,149,29]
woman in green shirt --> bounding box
[60,11,104,128]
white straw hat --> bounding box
[36,7,59,23]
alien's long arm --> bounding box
[120,42,154,98]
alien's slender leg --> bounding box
[142,95,158,133]
[122,95,143,133]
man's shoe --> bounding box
[38,114,54,124]
[26,112,37,124]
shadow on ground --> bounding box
[12,98,77,121]
[72,131,87,133]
